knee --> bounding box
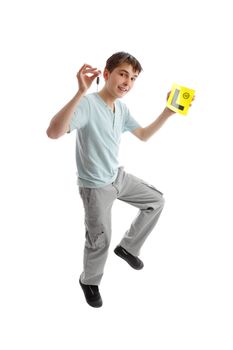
[153,192,165,207]
[146,195,165,212]
[159,195,165,208]
[158,196,165,212]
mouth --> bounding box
[118,86,128,93]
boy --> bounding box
[47,52,176,308]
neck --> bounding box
[98,88,116,111]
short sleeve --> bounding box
[122,105,142,133]
[69,96,89,133]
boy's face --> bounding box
[103,63,139,99]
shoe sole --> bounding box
[114,249,144,270]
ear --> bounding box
[103,68,110,81]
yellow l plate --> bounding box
[167,83,195,115]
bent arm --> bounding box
[132,107,174,141]
[46,90,85,139]
[46,91,84,139]
[46,64,101,139]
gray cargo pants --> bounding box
[79,167,165,285]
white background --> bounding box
[1,0,233,349]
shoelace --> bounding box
[89,285,98,295]
[122,248,129,255]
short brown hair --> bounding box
[105,52,143,74]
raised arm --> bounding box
[46,64,101,139]
[132,91,195,141]
[132,107,175,141]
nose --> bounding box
[123,77,130,86]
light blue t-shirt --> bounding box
[69,93,141,188]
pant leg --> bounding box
[113,168,165,256]
[79,184,117,285]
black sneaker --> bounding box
[114,245,144,270]
[79,278,103,308]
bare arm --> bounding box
[46,64,101,139]
[132,91,195,141]
[46,90,85,139]
[132,107,175,141]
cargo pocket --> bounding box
[85,226,106,250]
